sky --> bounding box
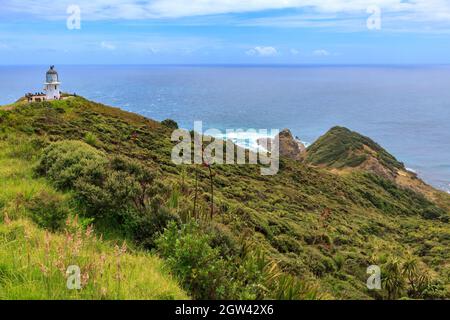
[1,0,450,65]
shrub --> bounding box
[205,223,239,257]
[307,250,336,277]
[333,254,345,271]
[127,206,181,249]
[36,140,107,190]
[161,119,178,130]
[74,166,142,218]
[155,221,315,300]
[156,221,228,299]
[84,132,99,147]
[36,142,160,221]
[0,110,8,122]
[421,206,446,220]
[36,141,174,249]
[420,280,448,300]
[26,191,70,231]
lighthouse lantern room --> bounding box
[44,65,61,100]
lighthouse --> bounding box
[44,65,61,100]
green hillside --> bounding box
[1,97,449,300]
[0,134,187,299]
[305,126,404,170]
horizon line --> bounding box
[1,63,450,67]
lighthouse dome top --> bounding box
[46,65,59,83]
[47,65,58,74]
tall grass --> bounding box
[0,136,188,300]
[0,219,187,299]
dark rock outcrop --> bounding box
[258,128,306,161]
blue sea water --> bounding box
[0,65,449,192]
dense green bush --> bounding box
[36,142,161,220]
[36,140,107,190]
[161,119,178,130]
[156,221,228,299]
[26,191,70,231]
[204,223,239,257]
[73,163,144,218]
[36,141,174,247]
[0,110,7,121]
[128,206,181,249]
[155,221,322,300]
[420,280,448,299]
[84,132,99,147]
[421,206,447,221]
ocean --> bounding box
[0,65,449,192]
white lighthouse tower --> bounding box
[44,65,61,100]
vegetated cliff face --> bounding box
[304,126,444,200]
[305,126,404,177]
[1,97,449,300]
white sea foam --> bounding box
[212,131,310,153]
[406,167,417,174]
[300,140,310,148]
[213,131,277,152]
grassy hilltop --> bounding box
[0,97,449,300]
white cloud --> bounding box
[313,49,330,56]
[0,0,449,21]
[290,49,300,55]
[100,41,116,50]
[145,0,450,22]
[1,0,450,32]
[246,46,278,57]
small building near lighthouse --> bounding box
[26,65,62,102]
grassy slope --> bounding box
[305,126,404,171]
[0,135,187,300]
[1,98,449,299]
[305,126,450,208]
